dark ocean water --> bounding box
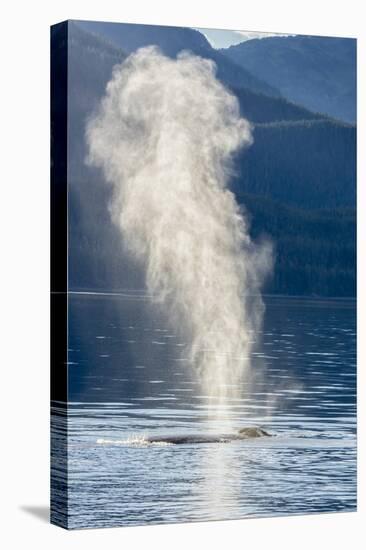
[51,293,356,529]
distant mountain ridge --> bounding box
[77,20,281,98]
[221,35,356,123]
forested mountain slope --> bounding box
[65,22,356,297]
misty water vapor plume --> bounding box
[86,46,272,419]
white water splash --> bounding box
[87,46,272,418]
[96,436,173,447]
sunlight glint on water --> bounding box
[51,294,356,528]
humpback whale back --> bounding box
[146,427,271,445]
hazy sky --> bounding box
[196,28,292,49]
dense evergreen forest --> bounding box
[234,120,356,210]
[240,194,355,296]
